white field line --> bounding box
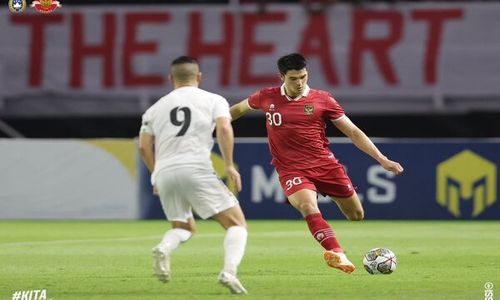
[0,231,307,248]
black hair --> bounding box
[277,53,307,75]
[171,56,198,66]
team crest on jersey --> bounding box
[31,0,62,13]
[304,104,314,115]
[9,0,26,12]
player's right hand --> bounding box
[225,165,242,192]
[381,159,404,175]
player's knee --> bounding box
[225,218,247,229]
[185,224,197,234]
[214,206,247,229]
[347,210,364,221]
[296,202,318,216]
[172,221,197,234]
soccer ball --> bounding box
[363,247,397,275]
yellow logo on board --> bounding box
[436,150,496,217]
[211,153,239,196]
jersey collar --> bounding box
[280,84,310,101]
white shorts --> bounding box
[155,167,238,222]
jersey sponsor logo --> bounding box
[436,150,497,217]
[9,0,26,12]
[269,104,275,112]
[304,104,314,115]
[31,0,62,13]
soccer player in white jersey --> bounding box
[139,56,248,294]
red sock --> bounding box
[305,213,343,253]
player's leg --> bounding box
[316,166,364,221]
[188,170,248,294]
[287,188,354,273]
[287,189,343,252]
[152,219,194,283]
[330,192,364,221]
[281,177,342,251]
[213,203,247,229]
[155,218,195,256]
[304,166,360,273]
[212,205,248,294]
[152,169,194,282]
[213,205,247,276]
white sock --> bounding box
[155,228,192,256]
[223,226,248,276]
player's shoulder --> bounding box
[143,96,163,115]
[309,88,341,105]
[198,88,228,103]
[309,88,333,99]
[142,92,173,118]
[248,87,280,108]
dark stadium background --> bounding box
[2,112,498,139]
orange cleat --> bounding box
[323,250,356,274]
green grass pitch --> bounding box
[1,220,499,300]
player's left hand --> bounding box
[381,159,404,175]
[225,165,242,192]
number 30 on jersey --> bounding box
[266,112,282,126]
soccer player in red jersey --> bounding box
[230,53,404,274]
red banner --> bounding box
[1,3,499,109]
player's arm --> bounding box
[138,132,155,173]
[332,116,404,175]
[216,116,242,192]
[230,99,252,121]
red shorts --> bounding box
[277,164,355,198]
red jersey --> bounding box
[248,85,346,171]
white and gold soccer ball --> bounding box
[363,247,397,275]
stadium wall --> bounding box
[1,138,498,220]
[0,139,139,219]
[141,138,500,220]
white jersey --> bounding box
[140,86,231,184]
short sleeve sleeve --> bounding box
[213,96,231,120]
[325,95,345,121]
[247,90,261,109]
[140,110,154,135]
